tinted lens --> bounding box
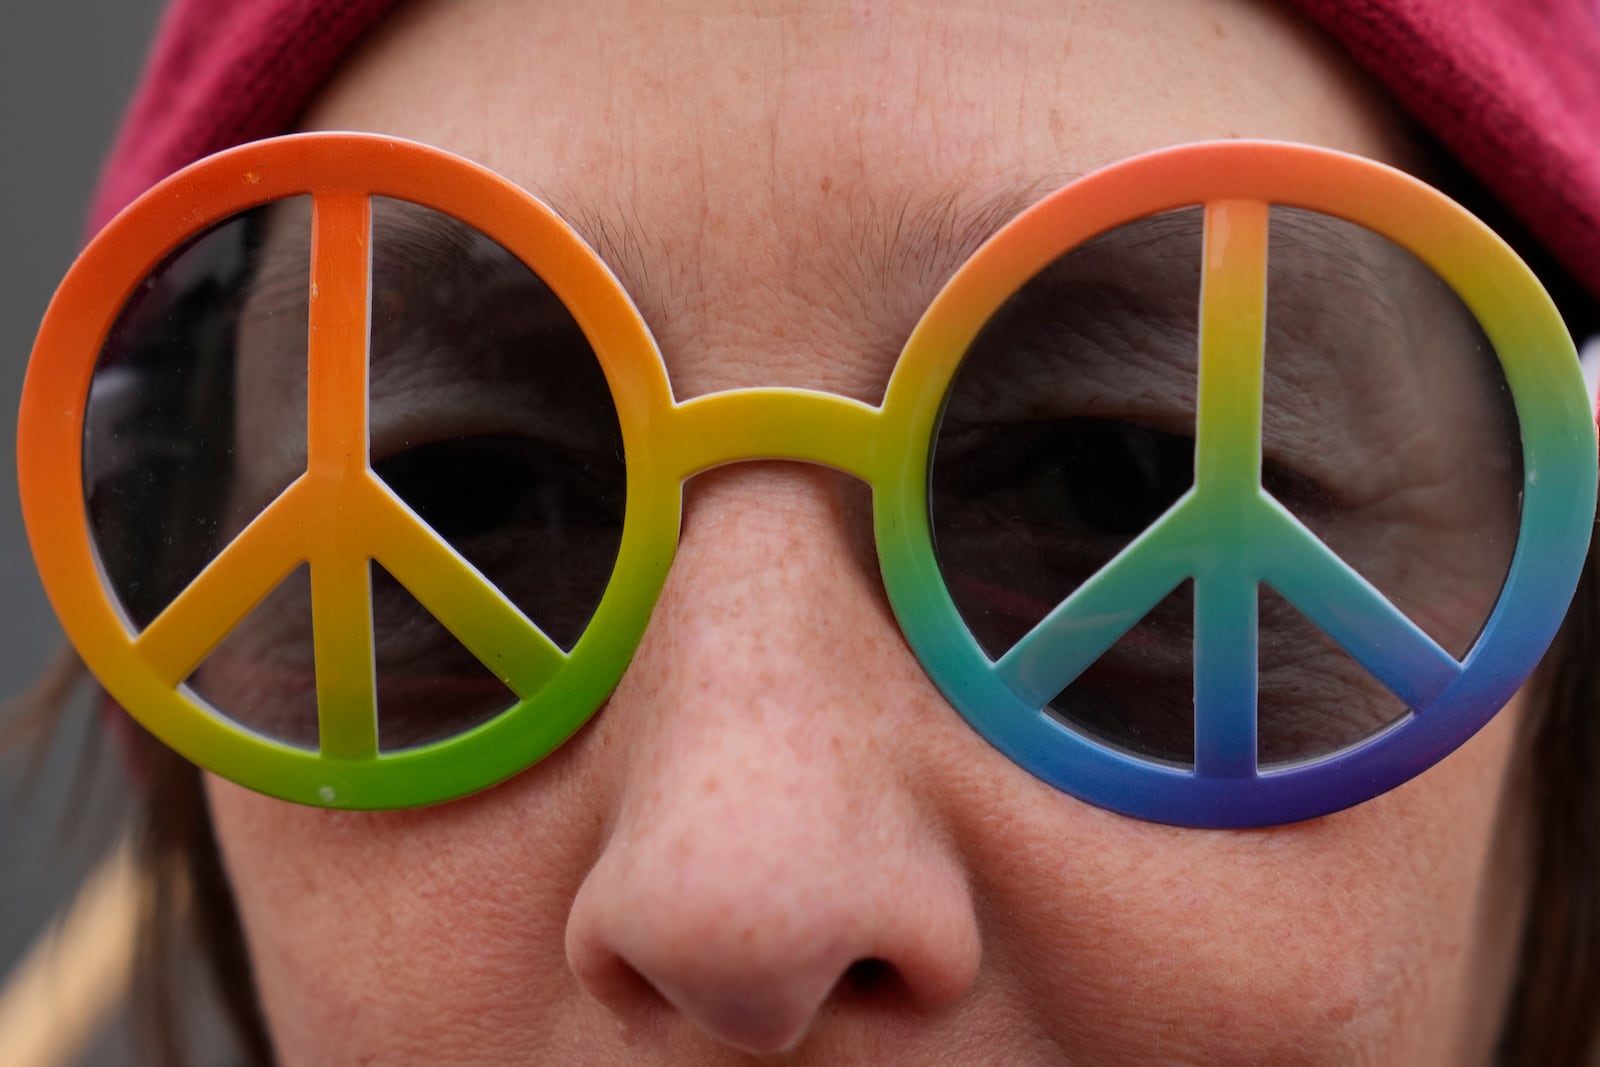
[84,197,626,752]
[365,197,624,750]
[1254,207,1518,764]
[84,200,314,742]
[86,204,298,629]
[930,209,1202,763]
[929,205,1520,767]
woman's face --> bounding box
[204,0,1535,1061]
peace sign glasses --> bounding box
[17,134,1596,826]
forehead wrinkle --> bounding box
[372,199,501,273]
[536,174,1062,389]
[1265,208,1411,360]
[244,198,507,326]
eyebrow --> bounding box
[244,194,557,322]
[539,177,1061,341]
[1264,207,1413,355]
[244,177,1425,373]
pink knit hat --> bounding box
[92,0,1600,297]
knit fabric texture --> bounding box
[92,0,1600,296]
[90,0,405,231]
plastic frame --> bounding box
[17,133,1596,825]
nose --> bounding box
[564,466,982,1054]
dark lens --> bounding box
[929,204,1523,769]
[365,197,625,750]
[1254,208,1519,764]
[85,200,310,631]
[84,201,319,746]
[85,195,627,753]
[186,564,318,748]
[930,209,1202,764]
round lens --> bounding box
[23,134,678,809]
[929,204,1521,769]
[84,202,320,745]
[83,196,626,756]
[364,197,624,751]
[1255,207,1518,765]
[878,141,1589,826]
[929,209,1202,764]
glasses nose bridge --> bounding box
[660,387,903,484]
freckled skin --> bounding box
[206,0,1535,1062]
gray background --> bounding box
[2,2,168,1063]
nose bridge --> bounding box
[626,466,900,766]
[563,471,981,1051]
[659,388,902,484]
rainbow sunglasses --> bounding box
[16,133,1597,827]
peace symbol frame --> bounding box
[18,135,1596,826]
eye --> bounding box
[940,417,1195,539]
[373,433,622,546]
[371,430,624,648]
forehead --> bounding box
[304,0,1415,178]
[299,0,1417,395]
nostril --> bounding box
[843,957,897,995]
[837,956,923,1016]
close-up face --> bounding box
[169,0,1542,1061]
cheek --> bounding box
[950,695,1530,1060]
[204,746,606,1064]
[207,679,1531,1064]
